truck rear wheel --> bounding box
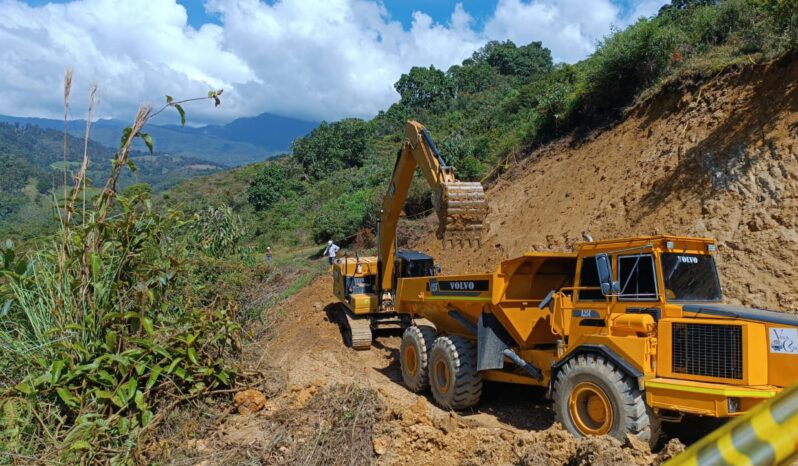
[428,336,482,409]
[400,326,436,392]
[553,354,660,446]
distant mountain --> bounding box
[194,113,318,151]
[0,112,318,167]
[0,122,223,192]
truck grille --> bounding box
[672,323,743,380]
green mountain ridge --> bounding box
[0,122,223,239]
[0,111,318,167]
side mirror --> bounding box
[435,264,442,275]
[595,253,620,296]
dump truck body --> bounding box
[394,235,798,442]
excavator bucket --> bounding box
[434,181,489,248]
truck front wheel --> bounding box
[400,325,436,392]
[553,354,661,446]
[428,336,482,409]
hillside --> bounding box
[181,112,318,151]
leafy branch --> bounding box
[96,89,223,220]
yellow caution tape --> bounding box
[666,382,798,466]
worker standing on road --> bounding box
[322,240,340,265]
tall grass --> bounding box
[0,81,242,464]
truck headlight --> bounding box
[728,397,740,414]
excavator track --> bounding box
[436,181,489,247]
[338,306,373,350]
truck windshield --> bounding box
[661,253,722,302]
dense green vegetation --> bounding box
[189,0,797,251]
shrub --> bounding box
[293,119,371,179]
[0,92,241,464]
[312,189,373,244]
[439,133,486,181]
[190,204,245,258]
[0,196,241,464]
[584,19,685,114]
[246,162,304,211]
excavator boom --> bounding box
[377,121,488,293]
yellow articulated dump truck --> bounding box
[395,235,798,445]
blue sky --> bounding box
[23,0,652,30]
[3,0,667,123]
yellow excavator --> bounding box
[330,120,488,349]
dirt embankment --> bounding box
[156,57,797,465]
[423,54,798,313]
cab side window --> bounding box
[577,257,604,301]
[618,254,658,300]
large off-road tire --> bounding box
[428,336,482,409]
[553,354,661,446]
[400,326,437,392]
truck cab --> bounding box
[556,236,798,418]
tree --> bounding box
[247,162,303,211]
[447,62,495,94]
[394,66,455,109]
[292,119,371,180]
[667,0,719,10]
[312,189,373,243]
[122,182,152,199]
[470,40,553,77]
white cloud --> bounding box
[484,0,620,62]
[0,0,667,124]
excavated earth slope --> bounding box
[423,54,798,313]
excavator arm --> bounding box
[377,120,488,294]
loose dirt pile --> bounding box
[422,54,798,313]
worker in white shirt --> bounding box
[322,240,340,265]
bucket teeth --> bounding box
[435,181,488,247]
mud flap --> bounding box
[477,313,515,371]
